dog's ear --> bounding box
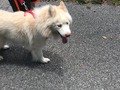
[48,5,56,17]
[59,1,68,12]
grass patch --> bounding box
[76,0,120,5]
[111,0,120,5]
[76,0,102,4]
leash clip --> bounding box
[21,1,28,10]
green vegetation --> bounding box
[76,0,102,4]
[111,0,120,5]
[76,0,120,5]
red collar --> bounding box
[24,10,35,18]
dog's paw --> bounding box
[41,57,50,63]
[0,56,3,61]
[33,57,50,63]
[3,45,9,49]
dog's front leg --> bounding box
[31,48,50,63]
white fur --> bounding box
[0,1,72,63]
[57,24,71,37]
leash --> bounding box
[18,0,35,18]
[18,0,29,10]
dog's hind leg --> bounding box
[0,40,9,50]
[0,36,6,60]
[31,48,50,63]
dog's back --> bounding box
[0,9,35,40]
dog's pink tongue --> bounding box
[62,37,67,44]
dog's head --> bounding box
[48,1,72,44]
[36,1,72,44]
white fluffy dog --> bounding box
[0,1,72,63]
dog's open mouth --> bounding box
[53,31,69,44]
[58,32,68,44]
[61,36,68,44]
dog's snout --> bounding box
[65,32,71,37]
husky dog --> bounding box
[0,1,72,63]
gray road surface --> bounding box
[0,1,120,90]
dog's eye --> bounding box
[66,22,69,24]
[57,24,62,28]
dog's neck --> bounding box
[24,10,35,18]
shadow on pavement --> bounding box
[0,46,64,76]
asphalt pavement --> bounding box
[0,1,120,90]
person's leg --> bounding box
[8,0,31,11]
[8,0,20,11]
